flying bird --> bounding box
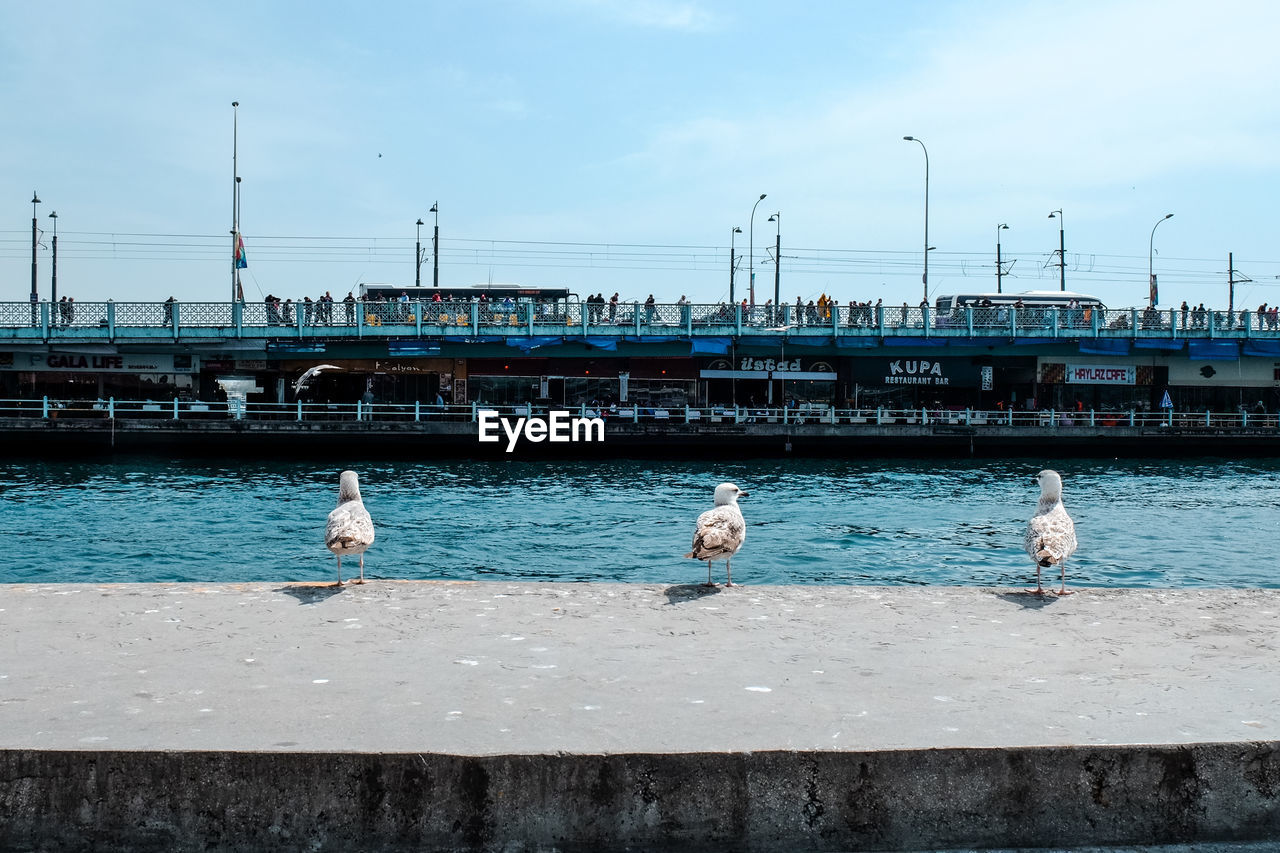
[1023,469,1078,595]
[685,482,748,587]
[293,364,343,396]
[325,470,375,585]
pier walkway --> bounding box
[2,582,1277,850]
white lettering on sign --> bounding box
[741,358,801,372]
[478,410,605,453]
[884,359,949,385]
[1065,365,1135,385]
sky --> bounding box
[3,0,1279,310]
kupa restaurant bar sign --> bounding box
[854,358,982,387]
[1066,364,1136,385]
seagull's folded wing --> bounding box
[688,508,744,559]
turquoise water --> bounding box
[1,457,1276,588]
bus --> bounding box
[358,283,573,303]
[934,290,1105,312]
[934,290,1106,330]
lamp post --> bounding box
[768,212,781,313]
[745,193,766,307]
[49,211,58,304]
[729,226,742,300]
[903,136,929,303]
[30,192,40,324]
[415,218,424,288]
[1047,209,1065,291]
[995,223,1008,293]
[430,202,439,287]
[1148,213,1174,308]
[231,101,240,303]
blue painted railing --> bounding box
[10,397,1280,432]
[2,300,1277,342]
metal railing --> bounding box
[2,300,1278,342]
[6,397,1279,431]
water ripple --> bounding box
[1,456,1277,588]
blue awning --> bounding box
[689,337,733,355]
[1078,339,1131,355]
[1134,339,1186,351]
[835,337,879,349]
[622,335,679,343]
[786,336,832,347]
[583,336,618,351]
[1188,341,1239,360]
[1243,340,1280,357]
[506,336,564,352]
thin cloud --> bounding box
[542,0,720,31]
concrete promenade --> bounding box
[2,581,1279,851]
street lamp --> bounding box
[1047,209,1065,291]
[995,223,1009,293]
[903,136,929,303]
[430,202,439,287]
[30,192,40,323]
[768,212,781,312]
[1148,213,1174,308]
[49,211,58,304]
[415,218,424,288]
[745,193,766,307]
[729,226,742,299]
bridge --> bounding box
[4,299,1277,344]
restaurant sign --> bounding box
[1065,364,1135,385]
[852,358,983,388]
[1,352,197,374]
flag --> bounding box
[235,233,248,269]
[1149,272,1158,306]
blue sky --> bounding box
[3,0,1279,309]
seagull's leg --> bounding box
[1056,561,1073,596]
[353,554,366,585]
[702,561,716,588]
[336,556,343,586]
[1027,562,1044,595]
[725,560,736,587]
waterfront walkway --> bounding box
[2,582,1278,850]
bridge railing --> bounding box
[2,301,1279,340]
[4,397,1279,431]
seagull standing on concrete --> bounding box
[1023,469,1077,595]
[326,470,375,585]
[293,364,343,396]
[686,482,749,587]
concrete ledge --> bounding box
[3,582,1278,850]
[3,743,1279,852]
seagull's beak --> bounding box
[737,491,749,498]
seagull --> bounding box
[325,470,375,585]
[293,364,342,396]
[1023,469,1078,595]
[685,482,748,587]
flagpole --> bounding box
[231,101,242,303]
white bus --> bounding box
[935,290,1106,330]
[934,290,1105,312]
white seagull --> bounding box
[685,482,749,587]
[293,364,343,396]
[1023,469,1078,595]
[325,470,375,585]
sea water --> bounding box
[1,457,1276,587]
